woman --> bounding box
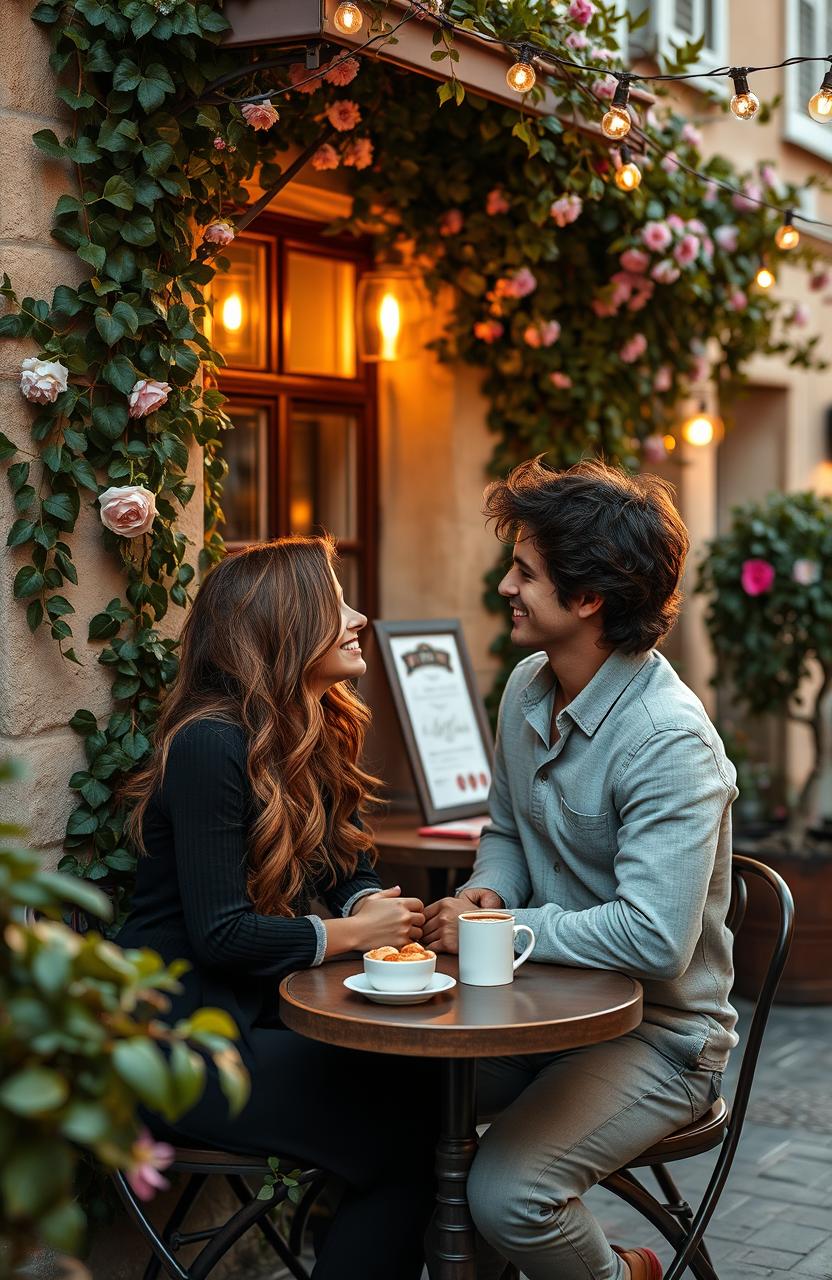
[117,536,439,1280]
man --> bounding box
[423,458,738,1280]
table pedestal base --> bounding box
[430,1058,478,1280]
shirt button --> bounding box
[540,771,548,782]
[553,863,561,873]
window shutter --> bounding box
[673,0,696,35]
[798,0,819,109]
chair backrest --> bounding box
[725,853,795,1140]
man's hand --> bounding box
[422,887,505,954]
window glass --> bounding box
[289,405,358,540]
[220,403,270,545]
[285,251,357,378]
[211,239,269,370]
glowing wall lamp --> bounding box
[356,268,426,362]
[680,403,725,448]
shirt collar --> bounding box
[520,649,652,741]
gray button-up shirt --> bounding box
[460,648,739,1070]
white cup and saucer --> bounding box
[344,948,457,1005]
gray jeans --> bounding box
[468,1023,723,1280]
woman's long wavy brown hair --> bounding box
[122,535,380,916]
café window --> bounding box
[210,218,377,616]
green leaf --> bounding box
[102,357,137,396]
[80,777,111,808]
[102,175,136,211]
[65,135,101,164]
[13,566,44,599]
[169,1042,206,1117]
[0,313,24,337]
[0,1068,69,1116]
[121,213,157,246]
[112,1039,173,1114]
[65,808,98,837]
[43,493,75,524]
[27,599,44,631]
[78,239,107,272]
[69,708,98,736]
[92,402,129,440]
[32,128,64,158]
[95,307,126,346]
[0,1141,74,1220]
[0,431,16,461]
[46,594,74,619]
[88,612,121,641]
[142,140,175,175]
[7,519,35,547]
[7,460,28,489]
[38,1200,86,1255]
[187,1007,239,1039]
[113,57,142,91]
[71,457,98,491]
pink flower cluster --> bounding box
[549,371,573,390]
[486,188,510,216]
[488,267,538,312]
[619,333,647,364]
[741,559,775,597]
[127,1129,175,1200]
[324,55,360,86]
[592,76,616,101]
[523,320,561,348]
[241,100,279,130]
[473,319,504,344]
[550,194,583,227]
[312,144,339,171]
[325,100,361,131]
[439,208,463,237]
[288,63,322,94]
[344,137,373,169]
[568,0,596,26]
[203,220,235,247]
[732,181,762,213]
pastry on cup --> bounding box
[363,945,436,991]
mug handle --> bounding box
[512,924,536,971]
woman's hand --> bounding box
[350,886,425,951]
[422,886,505,953]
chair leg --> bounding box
[226,1173,312,1280]
[602,1170,720,1280]
[288,1172,328,1259]
[188,1185,294,1280]
[142,1174,208,1280]
[500,1266,520,1280]
[111,1170,191,1280]
[650,1164,715,1271]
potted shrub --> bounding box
[696,490,832,1002]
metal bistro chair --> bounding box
[599,852,795,1280]
[56,905,329,1280]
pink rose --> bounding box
[627,280,654,312]
[687,218,707,235]
[591,47,615,62]
[507,267,537,298]
[538,320,561,346]
[568,0,596,26]
[811,270,830,292]
[642,221,673,253]
[703,181,719,206]
[761,164,778,188]
[620,248,649,274]
[741,559,775,597]
[651,259,680,285]
[715,225,738,253]
[642,434,668,464]
[549,371,573,389]
[661,152,679,175]
[523,324,542,348]
[653,365,672,392]
[666,214,685,234]
[203,220,235,247]
[311,144,340,171]
[126,1129,175,1201]
[128,378,171,418]
[791,303,811,327]
[473,320,503,343]
[593,76,616,101]
[288,63,322,94]
[701,235,714,259]
[241,100,279,130]
[550,194,582,227]
[343,137,374,169]
[326,100,361,131]
[792,558,820,585]
[674,233,700,267]
[324,55,360,86]
[619,333,647,364]
[439,208,463,237]
[727,289,747,312]
[564,30,588,49]
[681,122,702,148]
[19,357,68,405]
[732,182,762,213]
[98,485,157,539]
[486,188,510,216]
[213,136,226,151]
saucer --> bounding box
[343,972,456,1005]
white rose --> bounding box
[98,485,157,538]
[20,357,69,405]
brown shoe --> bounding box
[612,1245,663,1279]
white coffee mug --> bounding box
[458,910,536,987]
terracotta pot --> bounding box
[732,840,832,1004]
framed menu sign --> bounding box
[373,619,494,823]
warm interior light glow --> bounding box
[755,265,776,289]
[222,293,243,331]
[379,292,401,361]
[663,434,677,452]
[683,415,714,447]
[334,1,363,34]
[615,162,641,191]
[506,59,536,93]
[808,71,832,122]
[774,223,800,250]
[602,106,631,140]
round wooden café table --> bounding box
[279,955,642,1280]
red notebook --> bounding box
[417,815,490,840]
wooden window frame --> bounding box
[217,213,379,618]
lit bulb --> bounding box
[615,146,642,191]
[221,293,243,331]
[662,434,677,452]
[808,70,832,121]
[755,264,775,289]
[682,413,716,447]
[774,215,800,250]
[333,1,363,34]
[729,70,759,121]
[602,106,631,140]
[506,56,536,94]
[379,292,401,361]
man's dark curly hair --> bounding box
[483,457,690,654]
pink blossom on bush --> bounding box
[504,267,537,298]
[681,122,702,148]
[593,76,616,101]
[326,100,361,131]
[653,365,673,392]
[701,235,714,259]
[524,320,560,347]
[674,233,700,267]
[473,319,503,343]
[727,289,748,312]
[811,270,830,291]
[288,63,322,94]
[791,302,811,327]
[792,558,820,585]
[98,485,157,539]
[550,194,583,227]
[213,136,226,151]
[439,208,463,237]
[324,55,360,86]
[627,280,654,312]
[661,152,679,175]
[651,259,680,285]
[620,248,650,274]
[128,378,170,418]
[568,0,595,26]
[591,47,615,62]
[642,434,668,464]
[619,333,647,364]
[689,355,710,385]
[732,181,762,213]
[760,164,778,188]
[486,188,510,216]
[203,220,235,247]
[127,1130,176,1201]
[741,559,775,596]
[19,357,68,404]
[564,30,589,49]
[311,144,339,171]
[642,221,672,252]
[714,225,739,253]
[241,100,279,130]
[343,137,374,169]
[703,181,719,206]
[550,371,573,389]
[666,214,685,234]
[687,217,707,235]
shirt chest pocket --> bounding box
[558,796,615,858]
